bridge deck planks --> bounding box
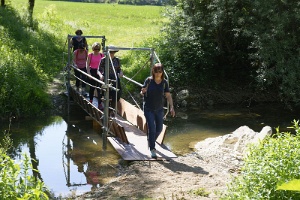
[69,87,177,161]
[108,115,177,160]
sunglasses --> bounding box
[94,48,100,51]
[154,68,163,73]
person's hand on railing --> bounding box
[119,71,124,78]
[97,71,104,81]
[140,87,147,96]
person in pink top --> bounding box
[86,42,105,110]
[73,43,88,96]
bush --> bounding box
[221,120,300,199]
[0,153,49,200]
[0,131,49,200]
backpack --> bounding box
[72,37,86,52]
[144,77,166,97]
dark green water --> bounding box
[1,103,299,197]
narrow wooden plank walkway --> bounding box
[69,87,177,161]
[108,116,177,160]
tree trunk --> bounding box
[28,0,34,10]
[28,0,35,28]
[1,0,5,7]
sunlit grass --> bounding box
[12,0,167,49]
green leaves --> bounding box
[222,120,300,199]
[277,180,300,191]
[0,153,49,200]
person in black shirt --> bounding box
[99,46,123,117]
[70,29,88,52]
[140,63,175,158]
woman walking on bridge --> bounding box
[86,42,104,109]
[73,43,88,96]
[140,63,175,159]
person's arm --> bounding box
[84,38,88,51]
[116,58,123,77]
[73,51,77,67]
[140,79,148,96]
[97,70,103,81]
[119,69,123,78]
[70,38,74,49]
[86,54,91,77]
[99,58,105,81]
[165,92,175,117]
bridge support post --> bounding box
[102,48,111,150]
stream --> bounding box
[0,102,299,198]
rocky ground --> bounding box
[49,72,274,200]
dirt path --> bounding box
[74,151,239,200]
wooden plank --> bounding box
[108,120,121,140]
[118,98,147,133]
[107,133,176,161]
[107,115,176,160]
[118,98,167,144]
[108,119,129,144]
[116,123,128,144]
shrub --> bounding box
[0,130,49,200]
[221,120,300,199]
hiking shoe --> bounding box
[150,149,157,159]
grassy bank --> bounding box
[0,0,165,119]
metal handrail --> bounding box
[66,42,171,150]
[70,65,118,92]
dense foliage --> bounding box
[221,120,300,199]
[156,0,300,104]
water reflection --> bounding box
[0,114,120,198]
[64,123,119,191]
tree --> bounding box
[28,0,35,27]
[158,0,254,87]
[158,0,300,106]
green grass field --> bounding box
[11,0,167,49]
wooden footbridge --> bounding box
[65,35,176,161]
